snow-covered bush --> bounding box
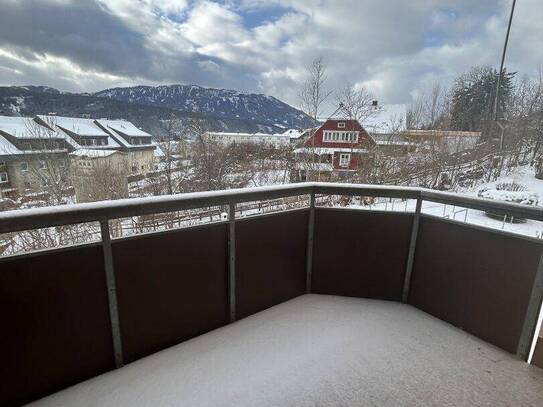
[477,182,538,222]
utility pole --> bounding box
[493,0,517,150]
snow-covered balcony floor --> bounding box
[29,295,543,407]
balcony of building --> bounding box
[1,183,543,406]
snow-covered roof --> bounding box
[0,134,22,156]
[282,129,303,139]
[70,149,120,158]
[96,119,151,138]
[0,116,59,139]
[153,143,165,158]
[39,115,109,138]
[362,104,407,135]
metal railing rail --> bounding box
[3,183,543,234]
[2,181,543,365]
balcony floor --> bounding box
[29,294,543,407]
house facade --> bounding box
[94,119,156,174]
[0,116,70,197]
[294,119,376,181]
[70,149,129,203]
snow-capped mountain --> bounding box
[95,85,316,130]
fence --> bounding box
[1,182,543,406]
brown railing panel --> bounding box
[112,225,229,363]
[0,245,114,407]
[236,210,308,319]
[409,216,543,354]
[311,209,413,300]
[533,336,543,369]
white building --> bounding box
[204,131,290,148]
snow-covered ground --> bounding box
[28,295,543,407]
[339,166,543,240]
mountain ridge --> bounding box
[0,84,316,137]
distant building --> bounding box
[294,118,376,181]
[402,129,481,154]
[36,116,156,176]
[204,131,290,148]
[0,116,70,196]
[0,115,160,198]
[70,149,129,203]
[362,103,416,155]
[94,119,156,175]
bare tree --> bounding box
[22,117,71,204]
[335,83,375,122]
[71,154,129,203]
[407,83,451,130]
[298,56,333,121]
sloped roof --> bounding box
[38,115,110,138]
[0,116,59,139]
[96,119,151,138]
[0,134,22,156]
[282,129,304,139]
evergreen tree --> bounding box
[450,66,514,137]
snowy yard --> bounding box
[28,295,543,407]
[337,166,543,240]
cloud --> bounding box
[0,0,541,113]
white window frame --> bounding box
[339,153,351,167]
[338,122,346,128]
[39,159,47,170]
[0,171,8,183]
[323,130,359,144]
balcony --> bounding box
[1,183,543,406]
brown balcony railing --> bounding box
[1,182,542,406]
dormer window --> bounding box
[338,122,346,129]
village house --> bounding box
[0,116,70,197]
[294,118,376,181]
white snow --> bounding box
[28,295,543,407]
[70,149,120,158]
[39,115,109,137]
[0,116,55,139]
[0,134,23,155]
[95,119,151,138]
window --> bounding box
[39,160,47,170]
[339,153,351,167]
[338,122,346,128]
[323,130,359,143]
[0,171,8,183]
[59,160,66,168]
[20,161,28,171]
[24,142,32,151]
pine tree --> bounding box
[450,66,514,137]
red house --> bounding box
[294,119,376,181]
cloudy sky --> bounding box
[0,0,542,113]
